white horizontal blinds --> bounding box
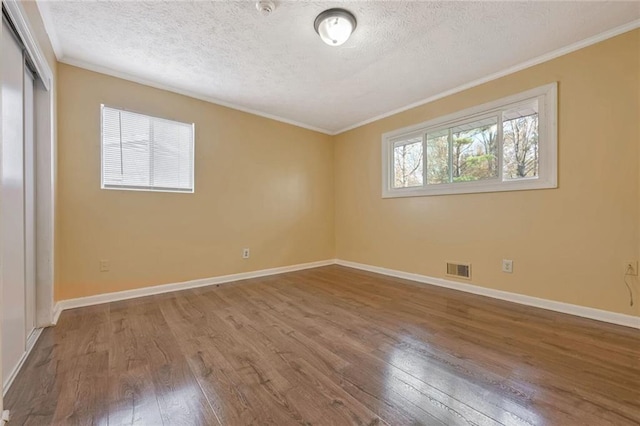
[102,107,150,188]
[150,117,193,190]
[102,106,194,192]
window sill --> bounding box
[102,185,194,194]
[382,177,557,198]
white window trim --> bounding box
[382,82,557,198]
[100,105,196,194]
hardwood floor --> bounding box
[5,265,640,425]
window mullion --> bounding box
[389,142,394,191]
[118,111,124,176]
[448,128,453,183]
[422,134,427,188]
[497,113,504,181]
[149,118,154,188]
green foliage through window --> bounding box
[392,101,539,187]
[383,83,557,198]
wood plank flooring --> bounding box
[5,265,640,425]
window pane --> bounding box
[393,137,423,188]
[503,102,539,180]
[101,106,194,192]
[103,109,151,187]
[152,119,193,190]
[382,83,556,198]
[426,129,449,184]
[451,117,498,182]
[102,108,125,184]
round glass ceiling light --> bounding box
[314,8,357,46]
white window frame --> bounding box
[382,83,557,198]
[100,105,195,194]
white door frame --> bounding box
[1,0,55,405]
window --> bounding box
[101,105,194,192]
[382,83,557,198]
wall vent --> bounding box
[446,262,471,279]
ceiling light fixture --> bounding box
[314,8,357,46]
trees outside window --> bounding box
[383,83,557,198]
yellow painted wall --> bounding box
[56,64,334,300]
[334,30,640,317]
[56,30,640,318]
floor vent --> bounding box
[446,262,471,279]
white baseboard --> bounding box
[335,259,640,329]
[2,328,44,397]
[51,258,640,330]
[52,259,336,323]
[51,302,63,325]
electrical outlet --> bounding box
[502,259,513,273]
[99,259,110,272]
[242,248,250,259]
[625,261,638,276]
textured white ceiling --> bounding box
[39,1,640,134]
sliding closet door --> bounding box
[24,67,36,341]
[1,18,27,386]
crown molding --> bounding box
[33,2,639,136]
[333,19,640,135]
[59,57,334,135]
